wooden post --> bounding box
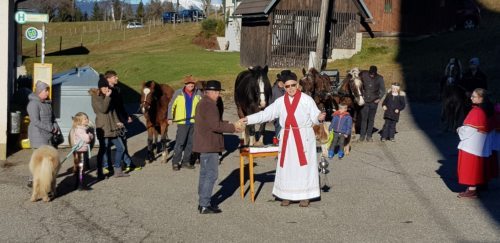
[97,29,100,44]
[59,36,62,52]
[315,0,330,70]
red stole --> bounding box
[280,92,307,167]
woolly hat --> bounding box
[369,65,378,75]
[98,77,109,88]
[469,57,480,66]
[277,70,298,82]
[184,75,196,84]
[35,80,49,94]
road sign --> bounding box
[25,27,42,41]
[14,11,49,24]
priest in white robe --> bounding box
[240,72,326,207]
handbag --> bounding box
[51,130,64,147]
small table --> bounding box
[239,147,279,202]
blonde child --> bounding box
[69,112,94,190]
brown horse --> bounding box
[332,67,366,155]
[140,80,174,163]
[300,67,338,121]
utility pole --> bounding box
[315,0,330,70]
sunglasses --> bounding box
[285,83,297,88]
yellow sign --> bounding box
[33,63,53,99]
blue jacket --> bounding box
[329,111,352,135]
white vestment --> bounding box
[457,125,491,157]
[247,94,321,200]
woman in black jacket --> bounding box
[381,83,406,142]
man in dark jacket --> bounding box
[105,70,138,172]
[193,80,242,214]
[359,66,386,142]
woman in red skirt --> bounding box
[457,88,494,198]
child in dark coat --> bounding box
[328,104,353,159]
[381,83,406,141]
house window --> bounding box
[384,0,392,13]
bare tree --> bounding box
[146,0,163,20]
[201,0,211,17]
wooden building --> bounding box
[362,0,460,35]
[234,0,372,68]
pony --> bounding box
[140,80,175,163]
[29,145,61,202]
[300,67,337,121]
[234,66,272,146]
[440,58,467,131]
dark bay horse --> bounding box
[234,66,272,146]
[140,80,174,163]
[440,58,467,131]
[300,67,337,121]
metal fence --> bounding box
[269,9,320,68]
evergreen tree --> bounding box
[75,7,83,21]
[136,0,145,19]
[112,0,122,21]
[92,1,103,21]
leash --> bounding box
[59,141,91,165]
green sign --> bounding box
[25,27,41,41]
[15,11,27,24]
[15,11,49,24]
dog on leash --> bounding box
[29,145,61,202]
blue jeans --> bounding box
[198,153,219,207]
[102,137,128,169]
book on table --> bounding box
[248,146,279,153]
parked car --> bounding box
[126,22,144,29]
[456,0,481,29]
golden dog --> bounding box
[29,145,60,202]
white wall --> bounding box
[0,0,11,160]
[223,1,241,51]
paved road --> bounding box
[1,100,499,242]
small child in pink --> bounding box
[70,112,94,190]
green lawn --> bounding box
[22,22,242,92]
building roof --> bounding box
[352,0,373,23]
[233,0,278,16]
[233,0,373,22]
